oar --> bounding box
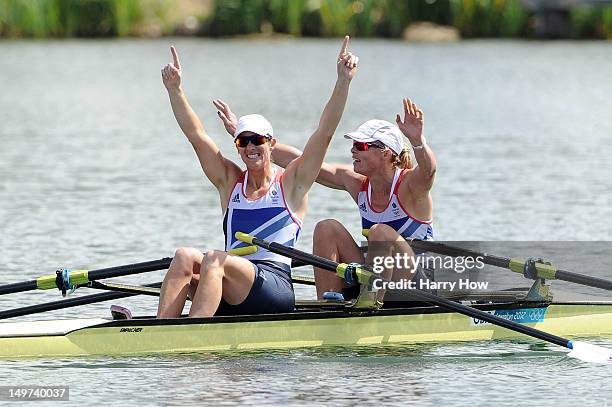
[87,281,164,296]
[236,232,612,364]
[0,271,313,322]
[0,258,172,296]
[402,238,612,292]
[87,275,315,294]
[0,282,163,320]
[235,232,373,286]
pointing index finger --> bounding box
[171,46,181,70]
[338,35,349,58]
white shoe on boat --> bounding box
[110,304,132,320]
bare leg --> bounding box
[188,250,256,318]
[368,224,417,301]
[157,247,203,318]
[312,219,364,300]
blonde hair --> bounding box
[391,147,413,169]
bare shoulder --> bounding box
[401,166,418,180]
[398,167,432,202]
[342,169,366,201]
[398,167,419,191]
[218,159,244,204]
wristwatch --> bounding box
[412,137,426,150]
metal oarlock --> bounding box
[55,269,76,297]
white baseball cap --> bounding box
[234,114,274,139]
[344,120,404,155]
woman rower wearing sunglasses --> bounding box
[157,37,358,318]
[214,98,436,301]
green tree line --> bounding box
[1,0,611,39]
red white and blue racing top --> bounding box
[223,169,302,267]
[357,168,433,240]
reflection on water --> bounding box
[2,340,611,405]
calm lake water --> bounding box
[0,38,611,406]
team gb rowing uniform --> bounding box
[217,168,300,315]
[358,168,433,240]
[352,168,435,299]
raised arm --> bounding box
[395,98,437,194]
[213,43,362,198]
[162,46,240,193]
[282,36,357,209]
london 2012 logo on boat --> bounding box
[471,308,547,326]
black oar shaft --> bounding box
[0,282,163,320]
[86,257,172,281]
[0,281,38,296]
[406,240,510,268]
[556,270,612,291]
[407,239,612,292]
[404,287,569,348]
[252,237,340,272]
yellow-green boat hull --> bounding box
[1,302,611,358]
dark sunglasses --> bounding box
[352,141,386,151]
[235,134,271,148]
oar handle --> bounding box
[235,232,372,284]
[235,232,339,273]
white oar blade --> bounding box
[567,341,612,364]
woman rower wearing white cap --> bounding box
[214,98,436,300]
[157,37,358,318]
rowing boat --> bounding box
[1,235,611,361]
[1,295,611,358]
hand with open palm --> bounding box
[213,99,238,136]
[396,98,425,147]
